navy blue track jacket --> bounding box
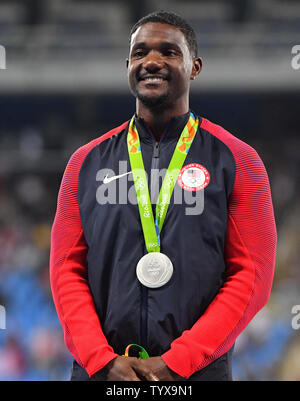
[50,112,277,381]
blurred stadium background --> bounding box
[0,0,299,381]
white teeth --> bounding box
[144,77,163,82]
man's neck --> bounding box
[136,102,189,141]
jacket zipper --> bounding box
[151,141,160,199]
[140,140,160,349]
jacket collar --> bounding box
[134,111,191,144]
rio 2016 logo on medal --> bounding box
[177,163,210,192]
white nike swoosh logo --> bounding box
[103,171,132,184]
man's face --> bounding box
[127,22,199,110]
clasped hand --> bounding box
[97,356,181,381]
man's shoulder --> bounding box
[200,117,258,159]
[77,120,128,155]
[69,121,128,162]
[96,120,129,146]
[63,120,128,176]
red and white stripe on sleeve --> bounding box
[50,123,127,377]
[162,118,277,378]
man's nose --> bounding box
[143,51,163,72]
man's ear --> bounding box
[190,57,202,80]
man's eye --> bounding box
[133,51,145,58]
[165,50,177,57]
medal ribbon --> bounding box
[124,344,149,359]
[127,112,199,253]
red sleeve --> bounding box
[50,123,127,378]
[162,119,277,378]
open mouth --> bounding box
[139,75,168,84]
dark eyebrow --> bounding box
[131,42,147,52]
[159,42,182,52]
[131,41,182,53]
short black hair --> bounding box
[129,10,198,57]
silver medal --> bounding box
[136,252,173,288]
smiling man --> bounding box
[50,11,277,381]
[127,19,201,132]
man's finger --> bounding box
[148,372,159,381]
[128,373,142,381]
[132,362,160,381]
